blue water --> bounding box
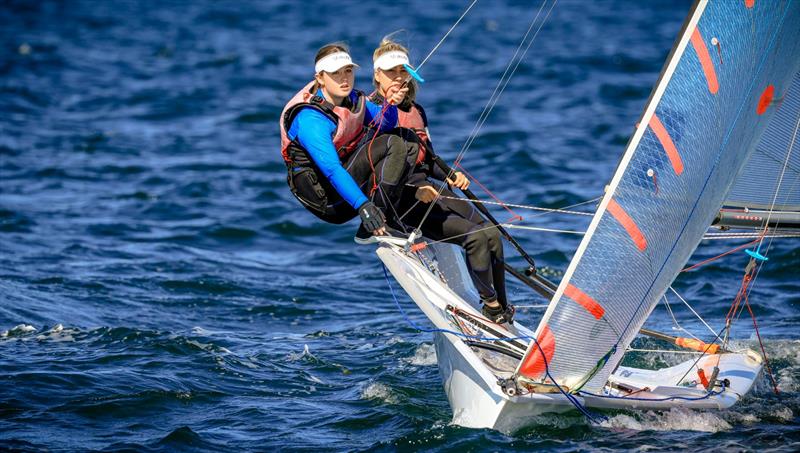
[1,0,798,451]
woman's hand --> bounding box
[415,185,438,203]
[447,171,470,190]
[386,78,409,105]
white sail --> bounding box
[517,0,800,392]
[725,71,800,211]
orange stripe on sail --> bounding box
[607,199,647,252]
[649,113,684,175]
[691,27,719,94]
[757,84,775,115]
[564,284,605,320]
[519,324,555,378]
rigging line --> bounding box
[756,103,800,252]
[382,0,482,225]
[455,0,557,167]
[681,238,760,272]
[626,348,706,355]
[500,224,585,235]
[416,0,479,71]
[662,294,701,341]
[436,194,598,216]
[413,0,556,232]
[420,220,513,246]
[668,286,719,339]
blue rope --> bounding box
[578,383,725,402]
[381,264,604,423]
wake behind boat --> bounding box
[377,0,800,431]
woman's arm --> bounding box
[364,98,398,132]
[290,108,369,209]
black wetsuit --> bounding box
[366,93,508,307]
[396,183,507,307]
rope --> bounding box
[456,163,521,221]
[681,238,760,272]
[436,195,598,216]
[743,291,779,394]
[413,0,557,232]
[416,0,479,71]
[626,348,706,355]
[578,384,725,403]
[668,287,719,339]
[501,224,586,235]
[381,263,603,423]
[661,294,702,341]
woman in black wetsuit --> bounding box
[369,38,514,324]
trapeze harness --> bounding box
[279,81,367,219]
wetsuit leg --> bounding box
[343,132,419,219]
[397,185,508,306]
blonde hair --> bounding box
[372,37,417,106]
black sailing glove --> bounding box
[358,201,386,232]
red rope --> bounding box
[681,238,760,273]
[718,254,780,395]
[364,99,393,196]
[455,163,522,223]
[744,291,780,394]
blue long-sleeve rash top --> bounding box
[287,90,398,210]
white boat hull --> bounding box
[377,243,764,431]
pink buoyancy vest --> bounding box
[397,103,429,165]
[279,81,366,163]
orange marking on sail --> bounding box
[519,324,555,378]
[691,27,719,94]
[564,284,605,320]
[649,113,684,175]
[757,84,774,115]
[745,0,755,8]
[607,199,648,252]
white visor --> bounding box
[314,52,359,73]
[374,50,410,71]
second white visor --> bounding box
[373,51,410,71]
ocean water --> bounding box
[1,0,799,451]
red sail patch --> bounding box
[691,27,719,94]
[649,113,684,175]
[519,324,555,378]
[757,84,775,115]
[607,199,648,252]
[564,284,605,320]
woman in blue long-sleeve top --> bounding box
[279,43,419,239]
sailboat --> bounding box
[376,0,800,431]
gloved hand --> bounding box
[358,201,386,233]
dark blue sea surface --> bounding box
[2,0,799,451]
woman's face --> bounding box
[375,64,407,94]
[317,65,355,101]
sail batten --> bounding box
[517,0,800,392]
